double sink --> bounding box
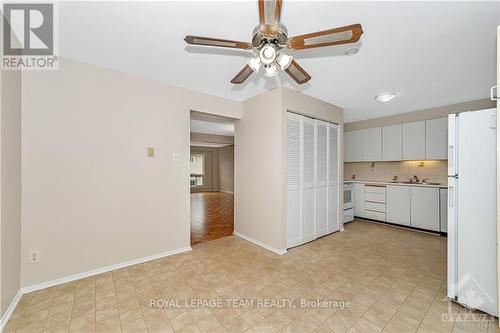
[390,181,442,186]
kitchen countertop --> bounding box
[344,180,448,189]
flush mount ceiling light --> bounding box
[374,92,397,103]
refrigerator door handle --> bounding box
[448,145,454,169]
[491,85,499,101]
[449,186,454,208]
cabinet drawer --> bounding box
[365,201,386,213]
[364,210,386,221]
[365,192,386,203]
[365,186,386,194]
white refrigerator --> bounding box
[448,108,498,316]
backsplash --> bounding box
[344,161,448,185]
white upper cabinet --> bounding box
[382,124,402,161]
[425,118,448,160]
[402,121,426,160]
[362,127,382,161]
[344,130,363,162]
[345,118,447,162]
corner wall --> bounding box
[0,68,22,319]
[234,87,344,253]
[20,57,242,288]
[234,88,284,251]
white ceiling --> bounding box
[59,1,500,122]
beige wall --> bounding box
[235,88,284,250]
[235,87,343,252]
[344,98,494,131]
[344,161,448,185]
[218,145,234,193]
[1,69,22,317]
[20,58,241,288]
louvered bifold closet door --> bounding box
[287,113,302,248]
[327,123,340,233]
[315,120,328,237]
[301,116,316,243]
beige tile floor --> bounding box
[4,220,499,333]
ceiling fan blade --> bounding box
[258,0,282,36]
[287,24,363,50]
[284,59,311,84]
[230,64,254,84]
[184,35,253,50]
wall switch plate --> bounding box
[29,251,40,264]
[172,153,181,162]
[147,147,155,157]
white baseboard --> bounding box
[218,190,234,194]
[233,231,287,255]
[0,289,22,332]
[21,246,192,294]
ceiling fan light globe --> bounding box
[259,45,276,65]
[277,53,293,70]
[264,63,277,77]
[248,57,261,73]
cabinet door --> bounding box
[344,130,363,162]
[353,183,365,217]
[403,121,426,160]
[302,117,316,243]
[327,124,340,234]
[386,186,411,226]
[315,120,328,237]
[426,118,448,160]
[362,127,382,161]
[287,113,302,247]
[382,124,402,161]
[410,187,440,231]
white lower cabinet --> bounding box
[353,183,365,217]
[410,187,440,231]
[386,186,411,226]
[351,182,443,232]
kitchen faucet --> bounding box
[413,175,419,183]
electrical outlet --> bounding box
[29,251,40,264]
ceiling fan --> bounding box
[184,0,363,85]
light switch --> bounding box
[147,147,155,157]
[172,153,181,162]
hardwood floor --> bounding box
[190,191,234,245]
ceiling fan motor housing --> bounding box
[252,24,288,48]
